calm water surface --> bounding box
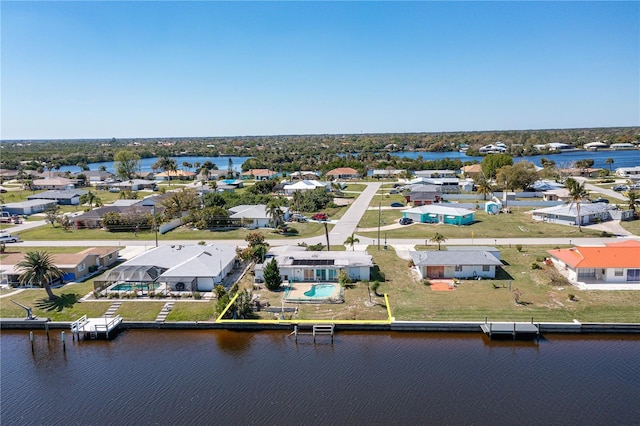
[2,330,639,425]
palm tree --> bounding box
[344,233,360,251]
[430,233,447,250]
[565,178,589,231]
[627,191,638,212]
[79,190,102,208]
[605,158,614,175]
[475,175,494,201]
[17,251,63,301]
[266,200,283,228]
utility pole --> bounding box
[152,205,158,247]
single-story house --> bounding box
[99,179,157,191]
[99,244,237,292]
[531,203,633,226]
[615,166,640,177]
[414,170,457,179]
[0,169,19,181]
[228,204,290,228]
[155,170,197,181]
[255,249,372,283]
[403,205,475,225]
[72,205,155,229]
[559,167,603,178]
[32,177,77,190]
[27,189,88,205]
[1,199,57,216]
[282,180,329,195]
[82,170,115,183]
[460,164,483,179]
[0,247,119,286]
[371,169,406,178]
[241,169,278,181]
[542,188,572,202]
[446,245,501,260]
[410,249,502,279]
[405,185,442,206]
[584,142,608,150]
[289,171,320,180]
[409,177,461,193]
[547,240,640,285]
[326,167,360,180]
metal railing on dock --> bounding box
[292,324,335,343]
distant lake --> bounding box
[391,149,639,169]
[59,156,251,174]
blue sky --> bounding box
[1,1,638,140]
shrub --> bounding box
[407,259,415,268]
[568,293,576,301]
[148,291,155,298]
[531,262,542,270]
[193,291,202,300]
[422,279,431,286]
[515,244,523,252]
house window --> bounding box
[78,263,85,272]
[455,265,462,272]
[614,269,623,277]
[578,268,596,278]
[627,269,640,282]
[482,265,490,272]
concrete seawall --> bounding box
[2,319,640,334]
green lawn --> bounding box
[358,210,604,239]
[620,217,640,236]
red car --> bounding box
[311,213,328,221]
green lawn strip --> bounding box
[368,194,407,208]
[344,183,367,192]
[358,209,404,229]
[116,301,166,321]
[359,210,603,239]
[165,301,217,321]
[619,218,640,236]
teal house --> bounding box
[403,205,475,225]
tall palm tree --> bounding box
[266,200,283,228]
[430,233,447,250]
[79,190,102,208]
[17,251,63,301]
[344,233,360,251]
[627,191,638,212]
[475,174,494,201]
[605,158,614,175]
[565,178,589,231]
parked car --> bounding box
[592,198,609,204]
[0,232,20,243]
[291,213,308,222]
[390,202,404,207]
[311,213,328,221]
[399,217,413,225]
[613,185,628,192]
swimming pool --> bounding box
[304,284,337,298]
[110,283,160,292]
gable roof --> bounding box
[242,169,277,177]
[155,170,196,177]
[404,204,475,216]
[532,203,616,217]
[410,250,503,267]
[27,189,87,200]
[547,240,640,269]
[326,167,359,176]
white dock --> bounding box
[292,324,335,343]
[71,315,123,340]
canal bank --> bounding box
[2,318,640,334]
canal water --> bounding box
[2,330,639,425]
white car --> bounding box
[0,233,20,243]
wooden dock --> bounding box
[292,324,335,343]
[481,322,540,340]
[71,315,123,340]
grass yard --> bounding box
[344,183,367,192]
[241,245,640,323]
[358,210,604,239]
[620,218,640,236]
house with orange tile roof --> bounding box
[325,167,360,180]
[460,164,483,179]
[241,169,278,181]
[547,240,640,285]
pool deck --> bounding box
[284,282,343,303]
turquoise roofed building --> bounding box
[402,205,475,225]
